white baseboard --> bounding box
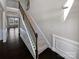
[52,34,79,59]
[3,39,6,43]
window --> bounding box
[64,0,74,21]
[7,16,19,28]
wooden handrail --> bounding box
[19,2,36,35]
[19,2,39,59]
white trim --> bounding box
[53,34,79,45]
[0,0,5,10]
[52,48,73,59]
[3,29,7,43]
[3,11,7,43]
[3,39,6,43]
[52,34,79,59]
[0,30,3,41]
[27,11,50,48]
[6,7,19,13]
[20,12,36,59]
[20,30,36,59]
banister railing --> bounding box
[19,1,38,59]
[19,2,36,35]
[19,2,36,42]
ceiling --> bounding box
[5,0,19,17]
[6,0,18,8]
[0,1,3,11]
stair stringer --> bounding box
[26,11,50,54]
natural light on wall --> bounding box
[64,0,74,21]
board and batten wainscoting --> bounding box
[52,34,79,59]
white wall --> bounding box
[6,0,18,8]
[28,0,79,45]
[0,0,6,10]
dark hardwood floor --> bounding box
[0,28,33,59]
[39,48,64,59]
[0,28,65,59]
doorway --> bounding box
[7,16,20,42]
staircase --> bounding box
[18,0,49,59]
[37,31,48,54]
[19,2,36,59]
